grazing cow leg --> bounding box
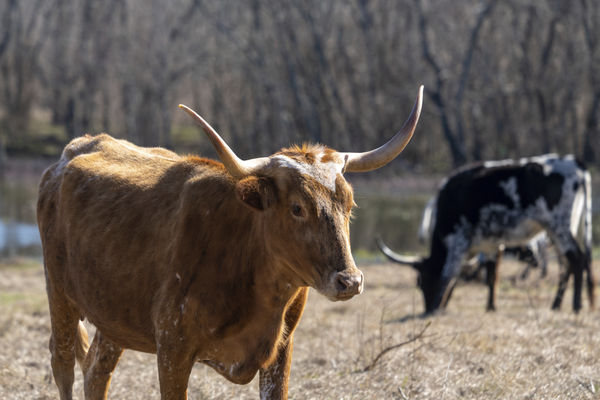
[519,264,532,281]
[585,254,595,310]
[551,259,571,310]
[567,247,585,313]
[47,286,81,400]
[82,330,123,400]
[551,233,585,312]
[485,248,503,312]
[538,242,549,279]
[259,288,308,400]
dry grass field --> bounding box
[1,257,599,400]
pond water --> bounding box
[1,170,598,259]
[0,177,42,257]
[0,172,430,258]
[0,220,41,253]
[350,192,430,254]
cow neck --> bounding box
[428,233,449,274]
[176,175,301,318]
[240,211,303,312]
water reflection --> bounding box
[0,219,41,256]
[1,176,41,257]
[350,193,429,254]
[0,178,430,257]
[1,173,598,259]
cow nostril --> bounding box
[335,275,349,292]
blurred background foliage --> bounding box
[1,0,600,171]
[1,0,600,255]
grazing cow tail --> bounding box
[583,169,595,308]
[75,321,90,366]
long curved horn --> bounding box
[376,236,423,270]
[178,104,269,179]
[342,86,423,172]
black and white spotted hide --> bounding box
[419,197,551,282]
[378,154,594,314]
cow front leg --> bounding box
[82,330,123,400]
[259,335,294,400]
[156,332,195,400]
[259,288,308,400]
[485,249,502,311]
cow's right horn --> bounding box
[341,86,423,173]
[179,104,269,179]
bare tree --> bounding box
[580,0,600,164]
[0,0,599,172]
[414,0,498,166]
[0,0,53,164]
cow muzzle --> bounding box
[329,268,364,301]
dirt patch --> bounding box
[0,259,599,399]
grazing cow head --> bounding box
[180,86,423,301]
[376,238,448,312]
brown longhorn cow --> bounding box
[37,86,423,400]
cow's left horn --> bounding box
[178,104,269,179]
[341,85,423,173]
[376,236,423,270]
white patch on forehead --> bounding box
[270,154,344,192]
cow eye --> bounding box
[291,203,305,218]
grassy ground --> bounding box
[0,258,599,400]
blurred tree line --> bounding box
[0,0,599,173]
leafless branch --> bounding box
[362,321,431,372]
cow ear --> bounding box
[235,176,277,211]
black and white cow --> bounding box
[419,195,551,281]
[378,154,594,314]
